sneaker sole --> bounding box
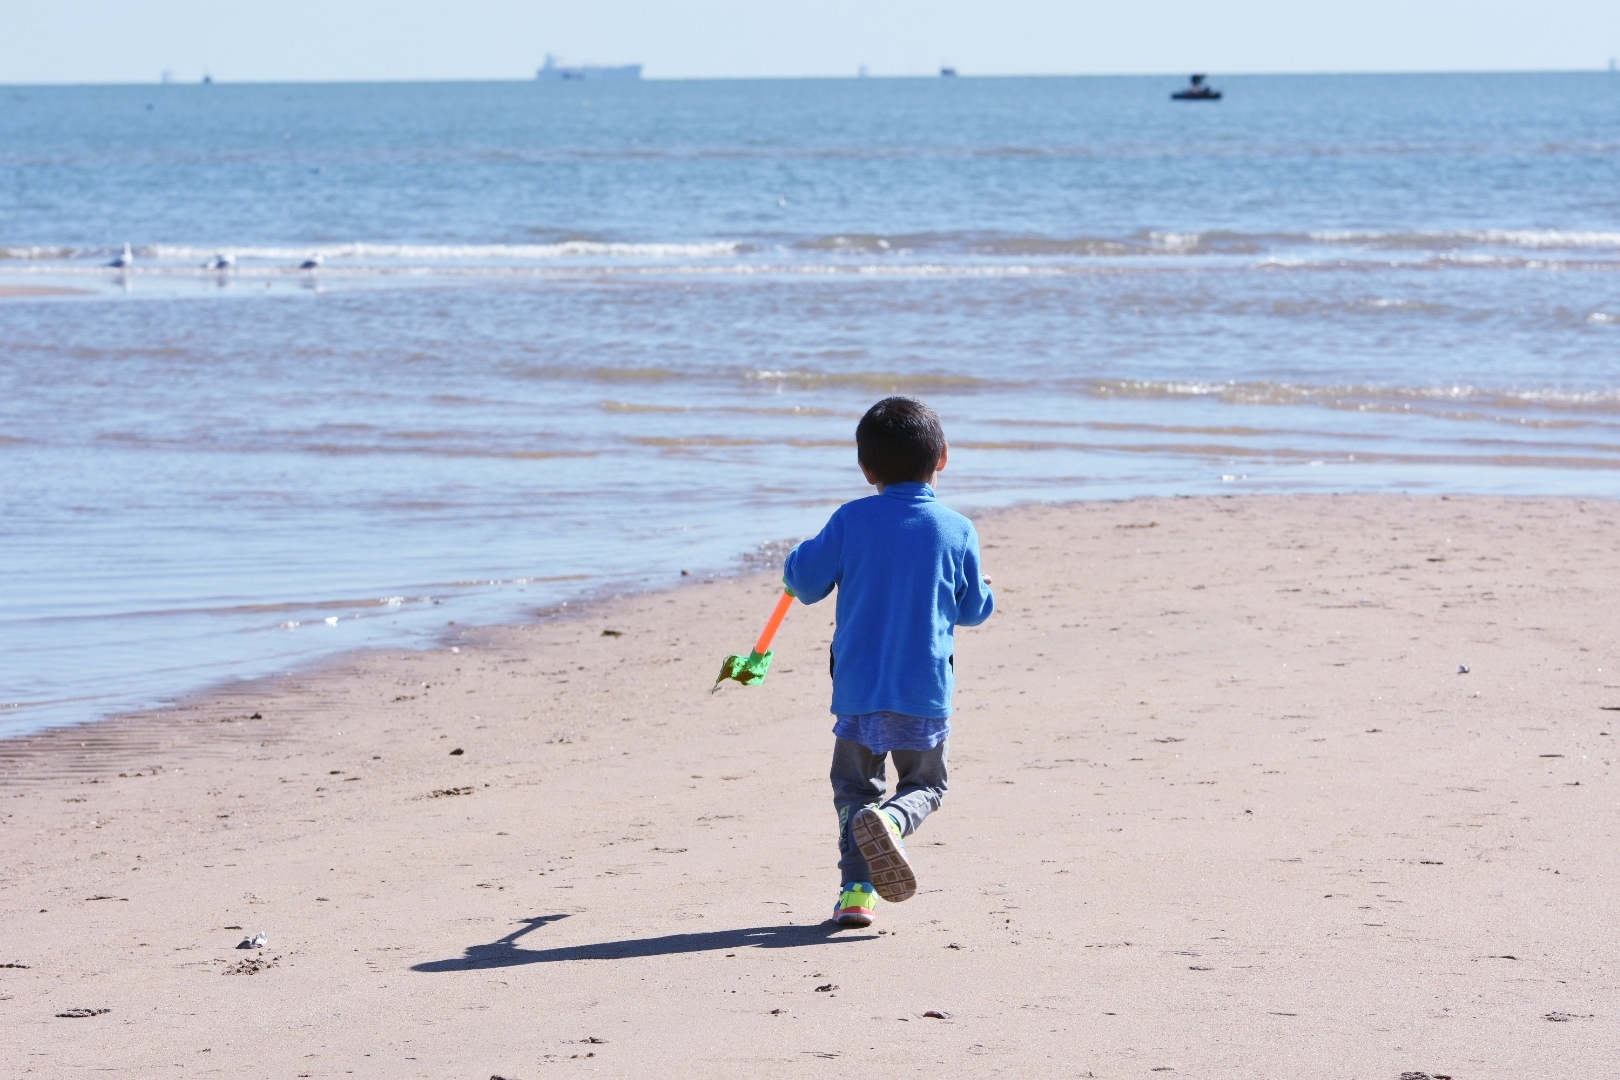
[853,808,916,903]
[834,908,873,928]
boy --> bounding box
[782,396,994,928]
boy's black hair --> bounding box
[856,396,946,486]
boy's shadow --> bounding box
[411,914,874,972]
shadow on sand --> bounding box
[412,914,873,972]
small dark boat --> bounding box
[1171,74,1221,101]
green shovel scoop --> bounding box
[712,586,796,692]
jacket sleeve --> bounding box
[954,525,995,627]
[782,511,843,604]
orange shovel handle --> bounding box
[752,590,795,655]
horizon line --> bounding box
[4,65,1618,88]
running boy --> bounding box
[782,397,994,928]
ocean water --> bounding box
[2,73,1618,736]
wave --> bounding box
[1308,229,1620,252]
[738,373,1620,418]
[16,259,1620,286]
[620,370,1620,418]
[0,241,747,262]
[151,240,747,261]
[794,228,1620,258]
[1072,379,1620,417]
[951,439,1620,471]
[10,227,1620,269]
[0,245,84,260]
[745,369,991,391]
[599,400,846,417]
[47,364,1615,418]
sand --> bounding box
[2,494,1617,1079]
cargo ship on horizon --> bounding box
[537,54,643,81]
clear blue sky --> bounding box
[2,0,1617,83]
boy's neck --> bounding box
[872,475,935,495]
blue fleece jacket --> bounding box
[782,482,994,719]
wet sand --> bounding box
[2,494,1617,1078]
[0,285,92,298]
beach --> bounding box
[8,74,1620,736]
[3,493,1616,1078]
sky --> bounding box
[1,0,1618,83]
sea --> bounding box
[2,72,1618,737]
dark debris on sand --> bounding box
[222,955,279,975]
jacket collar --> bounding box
[882,481,935,501]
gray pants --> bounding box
[831,737,948,885]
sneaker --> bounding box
[833,882,876,927]
[852,806,916,903]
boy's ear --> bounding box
[935,445,949,473]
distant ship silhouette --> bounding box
[1171,74,1222,101]
[537,54,642,81]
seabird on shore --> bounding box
[299,253,324,270]
[108,242,134,268]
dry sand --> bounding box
[2,494,1617,1079]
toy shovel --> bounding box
[712,587,796,693]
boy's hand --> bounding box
[983,575,993,586]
